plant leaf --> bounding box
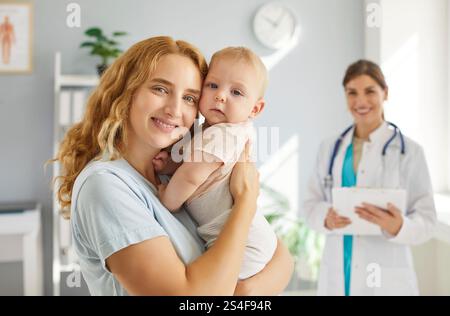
[80,42,95,48]
[113,31,127,36]
[85,27,102,38]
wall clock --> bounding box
[253,3,298,50]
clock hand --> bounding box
[263,15,277,28]
[274,11,286,27]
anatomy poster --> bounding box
[0,3,32,73]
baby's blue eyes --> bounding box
[207,83,218,89]
[232,90,243,96]
[206,83,243,97]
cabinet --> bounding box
[52,52,98,295]
[0,203,43,295]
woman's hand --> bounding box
[355,203,403,236]
[157,183,167,198]
[324,208,352,230]
[230,142,259,206]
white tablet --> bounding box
[331,187,407,235]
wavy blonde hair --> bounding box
[52,36,208,219]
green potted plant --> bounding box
[261,183,325,294]
[80,27,127,76]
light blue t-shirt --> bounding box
[70,159,205,296]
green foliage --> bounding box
[80,27,127,66]
[261,183,324,279]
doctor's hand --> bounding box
[355,203,404,236]
[324,208,352,230]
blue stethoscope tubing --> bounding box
[323,121,406,190]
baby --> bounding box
[158,47,277,280]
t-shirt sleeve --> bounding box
[188,123,250,164]
[74,172,168,268]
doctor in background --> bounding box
[303,60,436,296]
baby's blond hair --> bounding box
[210,47,268,98]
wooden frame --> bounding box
[0,2,32,73]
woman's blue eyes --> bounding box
[183,95,197,104]
[153,86,168,94]
[153,86,197,104]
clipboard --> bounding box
[331,188,407,235]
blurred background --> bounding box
[0,0,449,295]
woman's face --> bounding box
[128,54,202,150]
[345,74,387,128]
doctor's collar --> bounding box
[366,121,389,143]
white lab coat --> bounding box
[303,122,437,296]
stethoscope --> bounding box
[323,121,406,190]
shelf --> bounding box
[58,74,99,87]
[53,51,98,295]
[0,208,40,235]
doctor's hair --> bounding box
[342,59,387,90]
[210,46,268,98]
[50,36,208,219]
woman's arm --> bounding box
[107,143,259,295]
[107,195,256,295]
[233,238,294,296]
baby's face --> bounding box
[199,57,263,125]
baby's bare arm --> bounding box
[159,152,222,211]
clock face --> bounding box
[253,3,297,50]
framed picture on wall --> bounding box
[0,2,32,73]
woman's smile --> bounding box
[151,117,180,133]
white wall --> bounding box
[380,0,448,192]
[365,0,450,295]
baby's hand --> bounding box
[157,183,168,199]
[152,151,170,173]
